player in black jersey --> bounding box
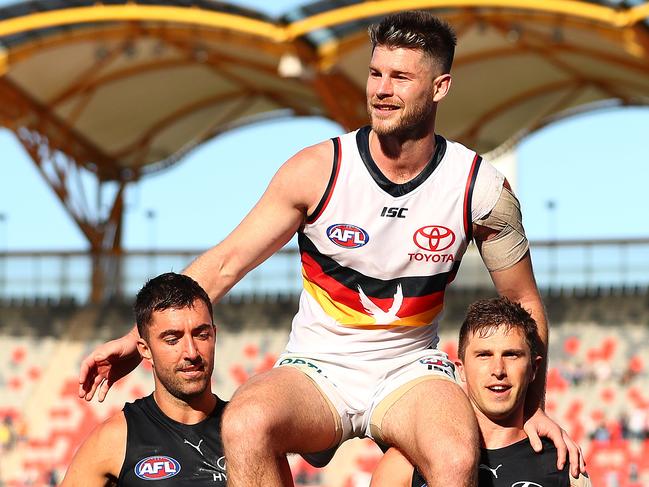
[61,273,227,486]
[371,297,590,487]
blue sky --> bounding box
[0,0,648,253]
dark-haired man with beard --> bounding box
[62,273,227,486]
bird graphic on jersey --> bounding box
[358,284,403,325]
[299,233,447,329]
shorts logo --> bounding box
[134,456,181,480]
[419,357,455,378]
[512,483,543,487]
[413,225,455,252]
[278,357,330,380]
[327,224,369,248]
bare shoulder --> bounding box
[78,411,127,459]
[286,139,334,172]
[61,412,127,485]
[274,139,335,214]
[98,411,128,445]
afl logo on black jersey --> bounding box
[134,455,181,480]
[327,224,369,248]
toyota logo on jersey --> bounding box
[134,456,181,480]
[413,225,455,252]
[327,224,369,248]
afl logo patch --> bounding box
[327,224,369,248]
[413,225,455,252]
[134,456,181,480]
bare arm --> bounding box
[472,182,547,410]
[370,447,415,487]
[487,251,547,412]
[476,223,583,476]
[184,140,334,301]
[79,141,334,401]
[60,413,126,486]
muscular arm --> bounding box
[473,183,546,411]
[474,186,584,476]
[79,141,335,401]
[184,140,334,301]
[60,413,126,486]
[487,252,547,413]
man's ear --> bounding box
[432,73,452,102]
[455,360,466,383]
[137,337,153,365]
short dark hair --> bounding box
[458,297,542,361]
[135,272,213,339]
[368,11,457,74]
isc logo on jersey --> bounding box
[327,224,369,248]
[134,456,181,480]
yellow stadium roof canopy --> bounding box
[1,0,648,300]
[283,0,649,154]
[2,1,649,180]
[0,0,320,181]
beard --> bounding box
[156,360,213,401]
[368,95,435,140]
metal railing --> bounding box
[0,238,647,303]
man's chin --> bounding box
[484,407,521,425]
[168,382,209,401]
[371,119,401,137]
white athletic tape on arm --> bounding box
[475,187,529,272]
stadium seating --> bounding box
[0,290,648,486]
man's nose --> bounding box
[492,358,506,378]
[182,336,199,359]
[376,75,393,97]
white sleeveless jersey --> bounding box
[287,126,504,359]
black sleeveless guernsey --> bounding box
[118,394,227,486]
[412,438,572,486]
